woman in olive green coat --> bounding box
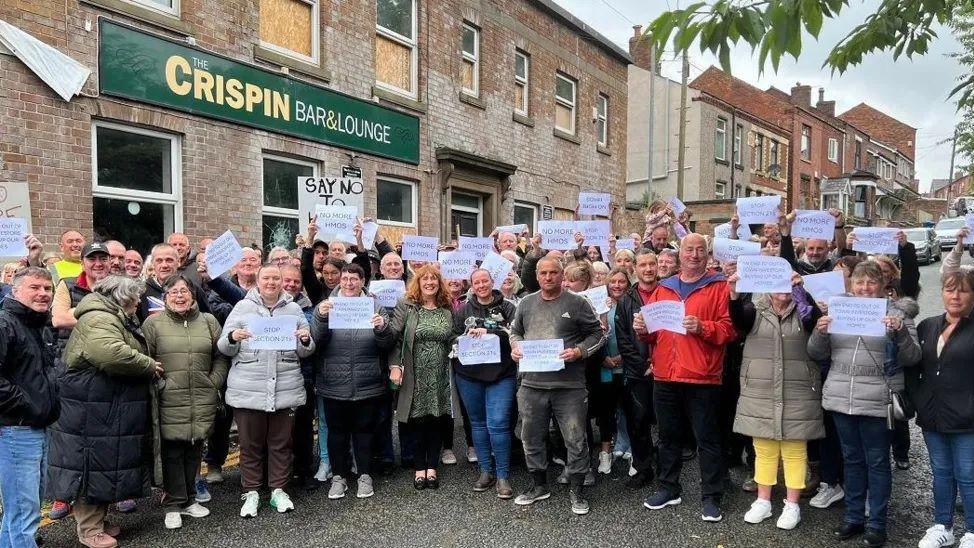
[143,276,228,529]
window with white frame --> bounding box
[126,0,179,16]
[92,122,181,257]
[514,50,529,115]
[554,72,576,135]
[714,118,727,160]
[733,123,743,165]
[376,0,417,97]
[262,155,317,254]
[753,132,764,170]
[800,124,811,160]
[828,137,839,162]
[715,181,727,199]
[259,0,319,64]
[514,201,538,233]
[596,93,609,147]
[376,177,417,226]
[461,22,479,96]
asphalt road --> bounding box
[37,261,952,548]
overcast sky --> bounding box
[557,0,963,191]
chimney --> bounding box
[628,25,657,74]
[790,83,811,108]
[816,87,835,117]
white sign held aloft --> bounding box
[457,334,501,365]
[248,316,298,350]
[0,218,27,257]
[578,192,611,216]
[206,230,244,279]
[360,220,379,250]
[736,195,781,224]
[640,301,687,335]
[537,221,577,250]
[578,285,610,315]
[792,210,836,241]
[578,220,611,247]
[828,296,887,338]
[314,204,358,243]
[712,237,762,263]
[802,271,846,303]
[480,252,514,290]
[0,182,32,232]
[736,255,793,293]
[518,339,565,372]
[439,251,476,280]
[668,197,687,215]
[401,235,438,262]
[965,213,974,232]
[852,227,899,255]
[369,279,405,308]
[495,224,527,235]
[298,176,364,223]
[615,238,635,250]
[458,236,495,261]
[673,223,689,239]
[328,296,375,329]
[714,222,752,241]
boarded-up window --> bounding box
[461,23,479,95]
[376,0,416,96]
[555,72,575,134]
[259,0,317,61]
[376,34,412,92]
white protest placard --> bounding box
[615,238,635,250]
[458,236,494,261]
[791,210,835,241]
[578,284,610,314]
[578,192,611,216]
[248,316,298,350]
[518,339,565,372]
[537,220,577,250]
[828,296,887,338]
[673,222,689,239]
[496,224,527,235]
[328,296,375,329]
[714,222,752,241]
[965,213,974,232]
[736,195,782,224]
[0,218,27,257]
[0,182,32,232]
[298,175,364,223]
[457,334,501,365]
[802,271,846,303]
[480,252,513,290]
[361,220,379,250]
[669,197,687,215]
[712,237,762,263]
[578,220,611,247]
[736,255,793,293]
[314,205,358,243]
[439,251,476,280]
[640,301,687,334]
[402,235,438,262]
[369,279,405,308]
[852,227,899,255]
[205,230,244,278]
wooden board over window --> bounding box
[376,34,411,91]
[260,0,313,58]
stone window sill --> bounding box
[597,144,611,156]
[553,128,580,145]
[459,92,486,110]
[371,86,427,114]
[513,112,534,127]
[81,0,195,36]
[253,45,331,82]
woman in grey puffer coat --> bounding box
[806,261,920,547]
[218,265,314,518]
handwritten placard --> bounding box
[439,251,476,280]
[248,316,297,350]
[713,237,762,263]
[615,238,635,251]
[0,218,27,257]
[714,222,752,241]
[673,222,689,239]
[669,197,687,215]
[828,296,887,337]
[206,230,244,278]
[518,339,565,372]
[737,195,781,224]
[457,334,501,365]
[640,301,686,335]
[401,235,438,262]
[328,296,374,329]
[496,224,528,235]
[480,252,513,290]
[369,279,405,308]
[578,284,610,314]
[314,205,358,243]
[792,210,836,241]
[578,220,611,247]
[537,221,577,250]
[458,236,494,261]
[361,220,379,249]
[578,192,611,216]
[736,255,793,293]
[802,271,846,303]
[852,227,899,255]
[965,213,974,232]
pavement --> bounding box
[36,260,952,548]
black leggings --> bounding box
[591,376,622,443]
[323,396,382,478]
[406,416,444,472]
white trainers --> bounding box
[918,524,956,548]
[743,498,773,524]
[628,461,638,477]
[466,446,478,463]
[239,491,259,518]
[357,474,374,498]
[958,532,974,548]
[441,449,457,465]
[314,461,332,482]
[776,500,801,530]
[597,451,613,474]
[328,476,348,500]
[809,483,844,509]
[269,488,294,513]
[164,512,182,529]
[179,503,210,518]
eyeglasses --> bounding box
[166,289,191,297]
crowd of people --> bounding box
[0,198,971,548]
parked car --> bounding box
[935,217,967,250]
[904,228,941,264]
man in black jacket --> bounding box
[0,267,59,546]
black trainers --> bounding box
[833,522,865,540]
[863,528,887,547]
[701,498,723,522]
[626,471,653,488]
[514,484,551,506]
[569,489,590,515]
[644,489,682,510]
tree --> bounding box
[950,4,974,172]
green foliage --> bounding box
[951,3,974,172]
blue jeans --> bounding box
[923,430,974,530]
[315,397,330,468]
[455,375,516,479]
[0,426,46,548]
[832,413,892,531]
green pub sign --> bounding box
[98,20,421,164]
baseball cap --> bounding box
[82,242,110,258]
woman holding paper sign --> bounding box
[217,265,315,518]
[452,268,518,498]
[388,264,454,490]
[807,261,921,547]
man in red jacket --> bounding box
[636,233,736,522]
